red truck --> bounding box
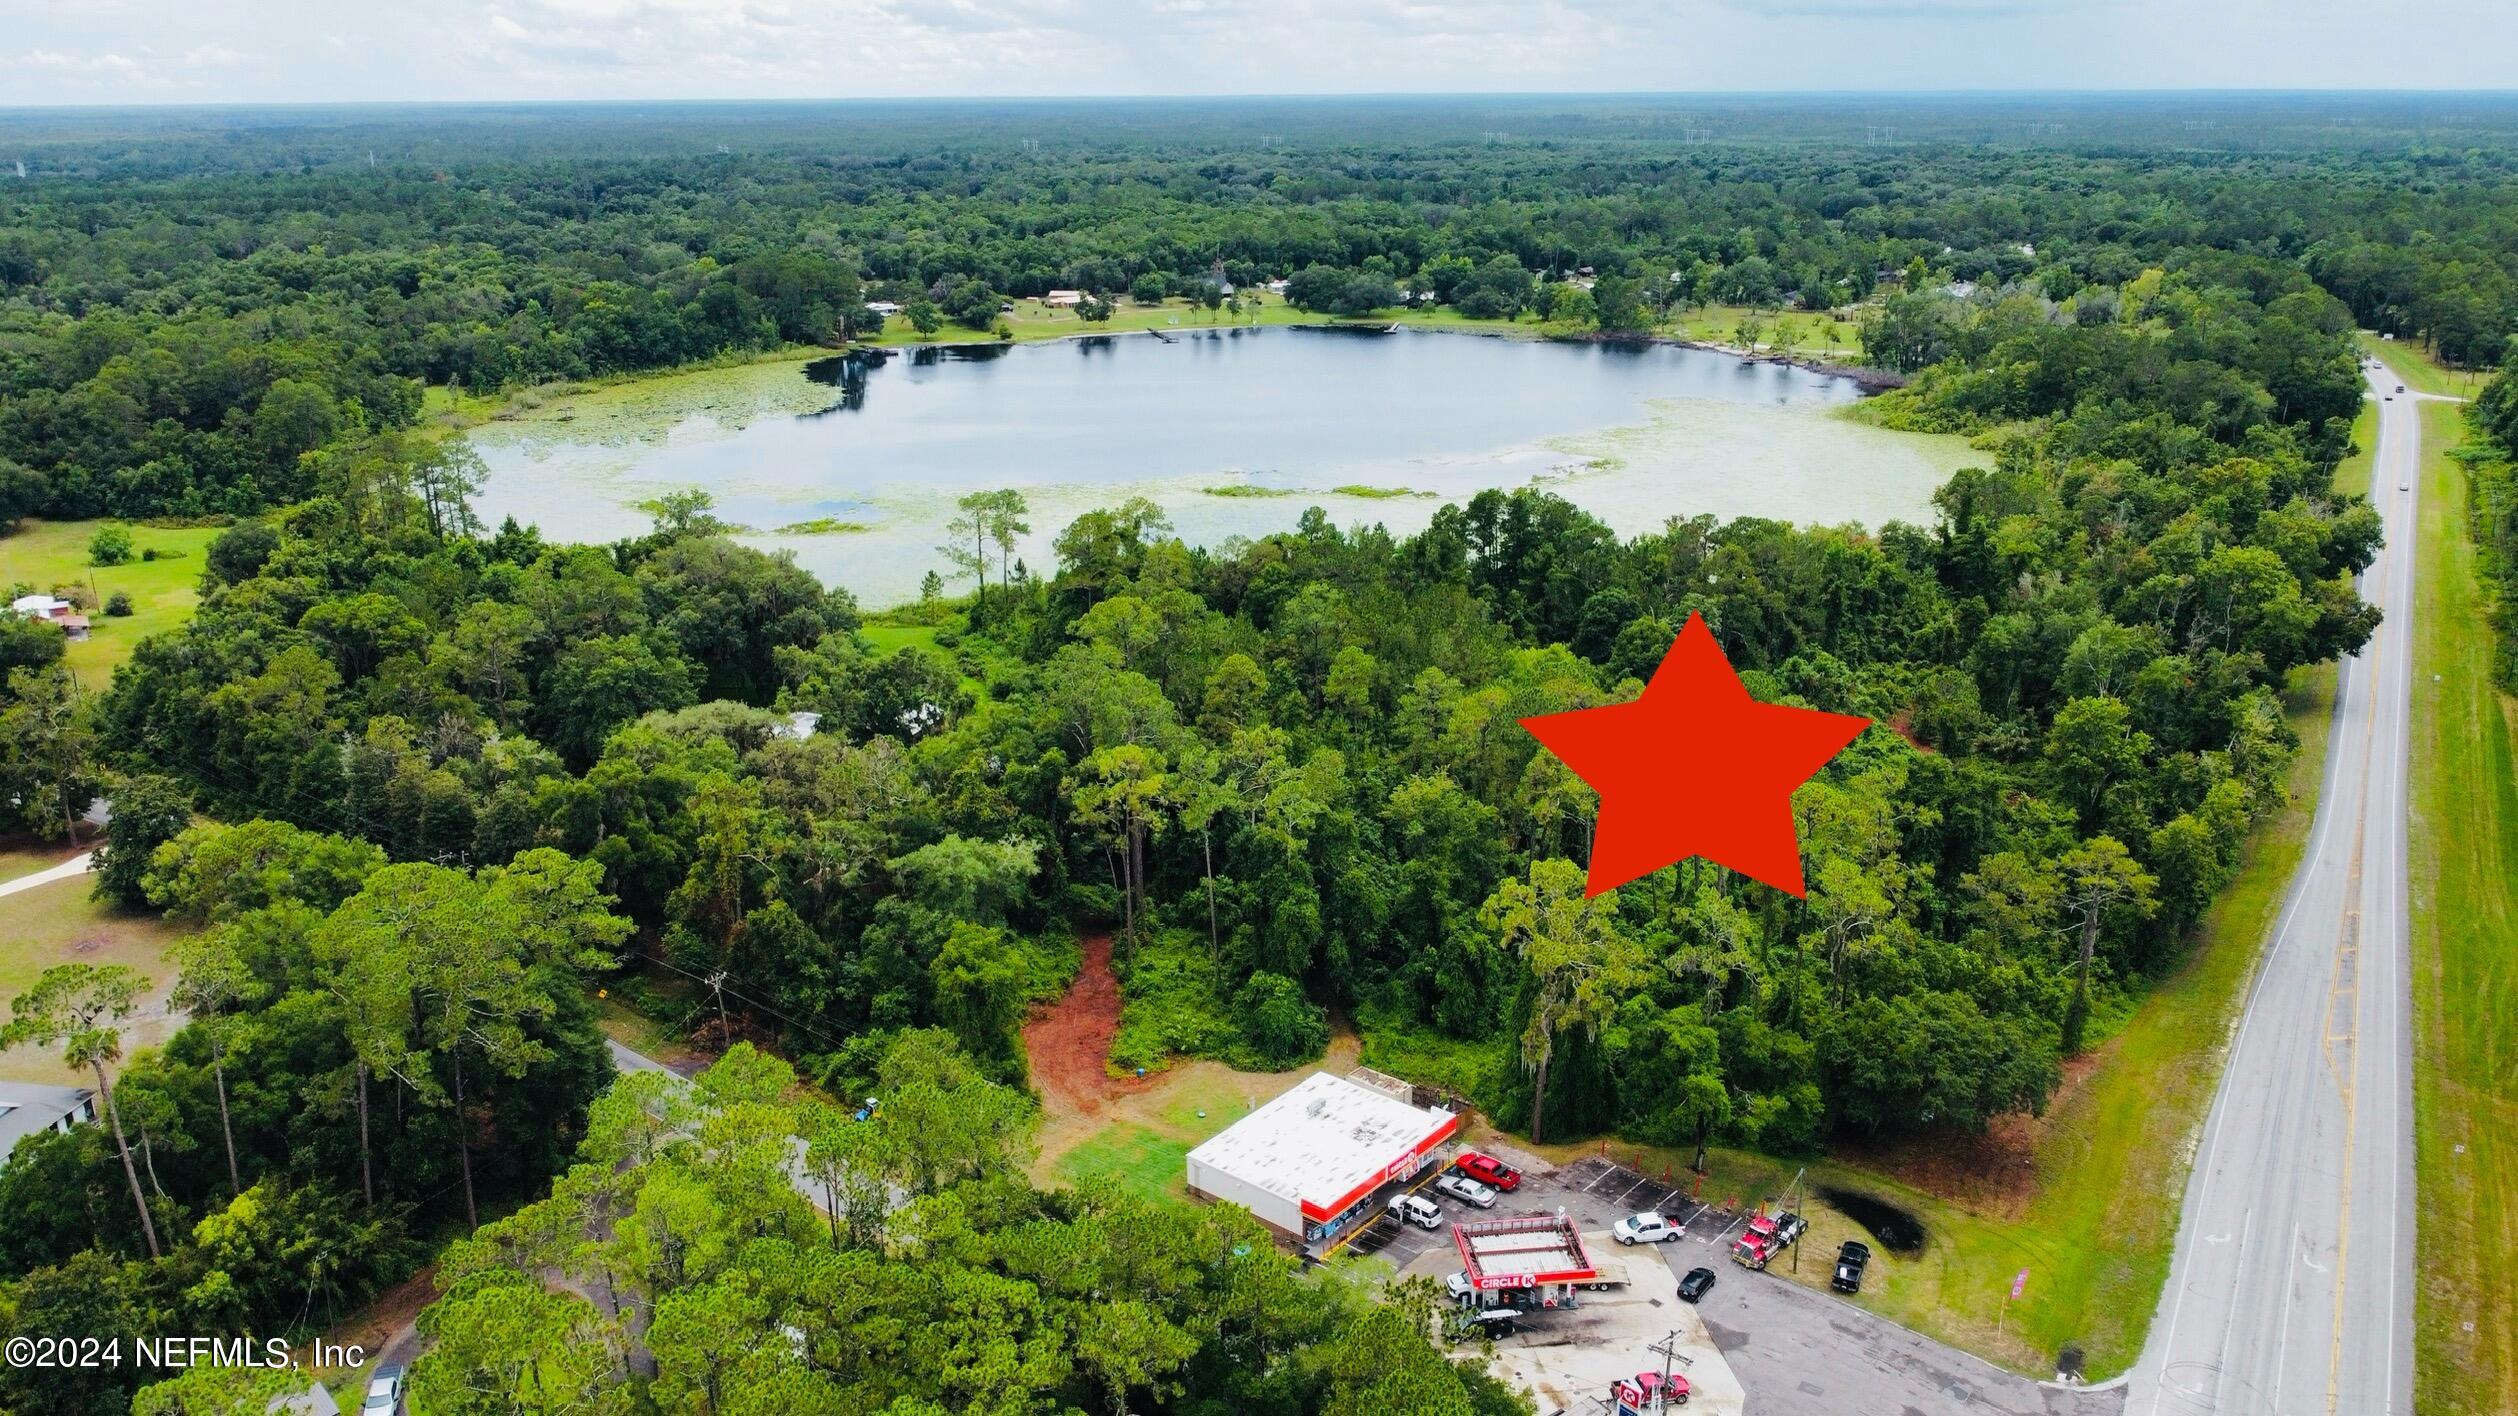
[1729,1210,1806,1269]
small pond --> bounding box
[469,326,1977,604]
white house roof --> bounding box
[8,594,68,615]
[0,1083,92,1160]
[1186,1071,1456,1222]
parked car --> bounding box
[1833,1240,1872,1293]
[1435,1173,1498,1208]
[1678,1266,1717,1302]
[1612,1210,1683,1245]
[1453,1150,1523,1191]
[1389,1193,1444,1230]
[1462,1306,1521,1335]
[362,1363,408,1415]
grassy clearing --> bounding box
[2405,397,2518,1413]
[858,623,943,658]
[0,876,188,1086]
[0,519,222,688]
[1669,303,1865,362]
[0,840,86,886]
[1047,1123,1194,1206]
[2358,332,2488,401]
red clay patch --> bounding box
[1023,932,1152,1122]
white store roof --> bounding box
[1187,1071,1456,1222]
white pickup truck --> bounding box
[1612,1211,1685,1245]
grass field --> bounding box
[1047,1123,1195,1206]
[0,519,222,688]
[0,875,188,1086]
[2404,396,2518,1414]
[861,293,1864,361]
[2358,332,2489,401]
[0,840,86,886]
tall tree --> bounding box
[167,932,267,1195]
[1478,859,1641,1144]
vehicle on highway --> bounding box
[1678,1266,1717,1302]
[1832,1240,1871,1293]
[1453,1150,1522,1190]
[1614,1369,1691,1409]
[1611,1210,1683,1244]
[1389,1193,1444,1230]
[1434,1173,1498,1208]
[363,1363,408,1415]
[2396,383,2405,392]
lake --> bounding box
[469,326,1978,605]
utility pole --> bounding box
[1646,1330,1692,1410]
[706,970,730,1048]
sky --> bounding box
[0,0,2509,106]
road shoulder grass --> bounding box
[2405,396,2517,1414]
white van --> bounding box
[1389,1193,1445,1230]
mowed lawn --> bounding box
[0,875,188,1087]
[0,519,221,688]
[2405,397,2518,1413]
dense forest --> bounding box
[3,97,2517,519]
[0,98,2503,1412]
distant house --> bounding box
[0,1083,95,1166]
[865,300,903,317]
[1044,289,1085,308]
[56,614,89,642]
[1263,278,1290,296]
[8,592,72,619]
[773,710,822,741]
[1943,280,1979,300]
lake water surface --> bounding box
[471,327,1977,604]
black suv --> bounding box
[1678,1266,1717,1302]
[1831,1241,1872,1294]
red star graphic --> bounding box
[1520,613,1871,898]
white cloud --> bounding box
[1,0,2513,102]
[10,49,145,75]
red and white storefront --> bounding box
[1184,1071,1458,1244]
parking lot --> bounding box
[1349,1148,2125,1416]
[1333,1190,1454,1269]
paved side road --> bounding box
[1689,1268,2121,1416]
[0,850,93,898]
[2123,366,2421,1416]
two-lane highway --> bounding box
[2126,365,2421,1415]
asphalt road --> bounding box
[2124,365,2421,1416]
